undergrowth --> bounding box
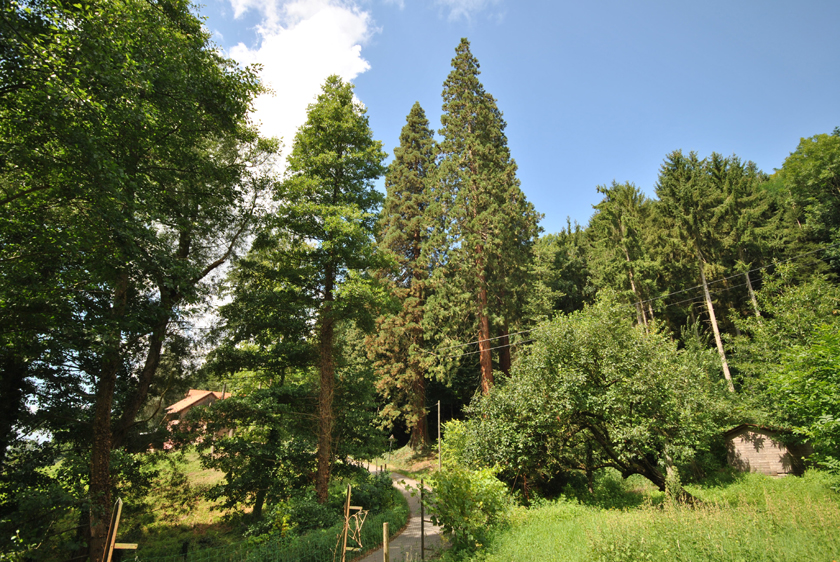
[444,470,840,562]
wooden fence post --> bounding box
[382,522,389,562]
[420,479,424,561]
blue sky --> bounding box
[199,0,840,234]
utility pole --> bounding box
[437,401,441,471]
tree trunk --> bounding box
[253,487,266,520]
[477,287,493,395]
[739,247,761,318]
[316,266,335,504]
[624,246,647,328]
[498,326,511,376]
[697,254,735,393]
[409,372,429,451]
[113,314,168,447]
[0,353,27,468]
[88,270,129,561]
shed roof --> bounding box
[724,423,794,438]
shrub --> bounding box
[426,467,513,552]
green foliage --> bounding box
[768,324,840,470]
[427,466,513,552]
[184,383,315,520]
[1,0,276,553]
[588,182,660,326]
[370,102,437,450]
[460,296,732,495]
[525,224,594,321]
[129,483,408,562]
[779,131,840,272]
[429,38,540,389]
[730,268,840,458]
[452,472,840,562]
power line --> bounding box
[423,339,535,360]
[635,242,840,308]
[421,242,837,360]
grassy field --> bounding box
[449,470,840,562]
[117,451,411,562]
[369,444,440,479]
[119,451,240,557]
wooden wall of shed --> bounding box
[726,428,811,476]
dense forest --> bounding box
[2,1,839,561]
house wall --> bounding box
[726,428,810,476]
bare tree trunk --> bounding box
[698,254,735,393]
[253,487,266,520]
[739,247,761,318]
[316,266,335,504]
[624,247,647,328]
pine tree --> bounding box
[588,181,660,328]
[434,39,540,393]
[278,75,387,502]
[711,154,771,319]
[369,102,437,451]
[656,151,735,392]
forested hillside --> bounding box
[2,1,839,560]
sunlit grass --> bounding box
[368,443,440,478]
[452,471,840,562]
[120,450,239,556]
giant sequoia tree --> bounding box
[0,0,274,556]
[276,75,387,503]
[369,102,437,450]
[434,39,540,393]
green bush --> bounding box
[427,466,513,552]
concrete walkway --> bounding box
[355,470,445,562]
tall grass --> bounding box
[455,471,840,562]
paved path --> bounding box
[356,470,445,562]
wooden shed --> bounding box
[725,424,812,477]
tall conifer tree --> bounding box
[370,102,437,451]
[588,182,659,328]
[278,76,386,501]
[434,39,540,393]
[656,151,735,392]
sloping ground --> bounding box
[356,472,446,562]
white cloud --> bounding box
[382,0,405,9]
[227,0,375,161]
[435,0,503,22]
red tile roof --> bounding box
[165,389,229,415]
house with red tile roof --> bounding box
[163,389,230,448]
[165,388,228,421]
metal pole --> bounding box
[420,479,425,560]
[438,400,441,472]
[383,522,389,562]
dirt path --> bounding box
[356,470,445,562]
